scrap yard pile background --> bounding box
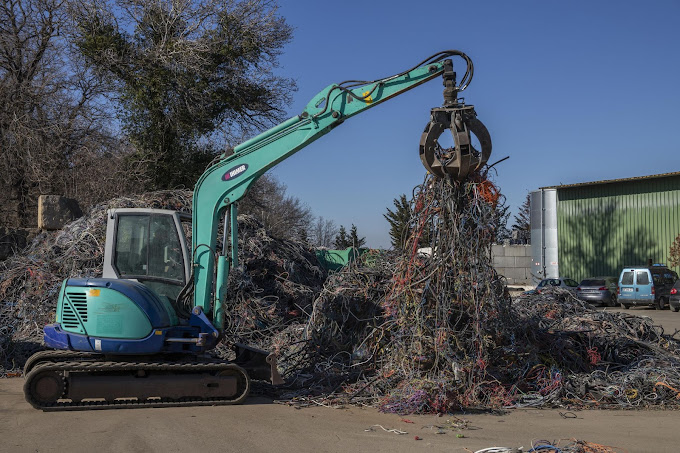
[2,176,680,412]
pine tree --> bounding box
[349,224,366,248]
[334,225,350,249]
[512,193,531,244]
[383,194,413,251]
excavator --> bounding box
[23,50,492,410]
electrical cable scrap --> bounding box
[2,172,680,416]
[469,438,624,453]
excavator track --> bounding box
[24,359,250,411]
[23,350,104,375]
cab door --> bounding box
[102,208,191,307]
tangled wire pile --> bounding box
[471,439,624,453]
[0,191,194,374]
[3,177,680,412]
[276,174,512,411]
[507,289,680,409]
[215,215,327,355]
[271,249,395,399]
[275,174,680,412]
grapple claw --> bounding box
[419,106,492,181]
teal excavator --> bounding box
[23,50,492,410]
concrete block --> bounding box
[515,256,533,268]
[503,267,529,281]
[491,244,506,257]
[494,268,513,284]
[493,256,517,268]
[505,245,532,257]
[38,195,83,230]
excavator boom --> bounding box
[192,50,492,328]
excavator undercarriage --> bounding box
[24,345,280,411]
[25,358,248,411]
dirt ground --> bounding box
[0,377,679,453]
[3,306,680,453]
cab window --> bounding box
[113,214,185,283]
[114,215,149,276]
[148,215,184,282]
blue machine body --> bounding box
[45,278,219,354]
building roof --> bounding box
[540,171,680,190]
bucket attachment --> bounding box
[233,343,284,385]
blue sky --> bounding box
[264,0,680,248]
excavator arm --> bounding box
[190,50,492,329]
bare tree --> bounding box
[311,217,338,248]
[0,0,127,227]
[239,174,313,241]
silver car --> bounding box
[535,278,579,293]
[576,276,618,306]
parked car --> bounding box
[618,264,678,310]
[535,277,579,293]
[670,280,680,312]
[576,276,619,306]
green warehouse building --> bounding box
[530,171,680,283]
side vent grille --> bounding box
[61,304,80,329]
[67,292,88,322]
[62,291,88,330]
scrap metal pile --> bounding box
[273,174,680,411]
[2,179,680,412]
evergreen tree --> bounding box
[384,194,413,251]
[297,226,309,244]
[334,225,350,249]
[512,193,531,244]
[349,224,367,248]
[494,202,512,243]
[72,0,295,190]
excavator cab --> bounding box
[102,208,192,315]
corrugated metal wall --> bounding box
[556,175,680,282]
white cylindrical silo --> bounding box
[530,189,559,284]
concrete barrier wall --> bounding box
[492,244,532,287]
